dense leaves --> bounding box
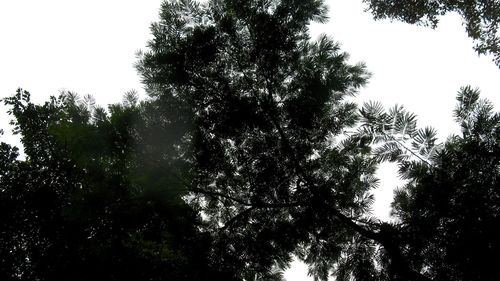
[357,86,500,280]
[0,90,237,281]
[2,0,499,280]
[137,0,383,279]
[390,87,500,280]
[136,1,449,280]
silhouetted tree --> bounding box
[362,0,500,67]
[136,0,434,280]
[358,86,500,280]
[2,0,499,280]
[0,89,238,281]
[393,87,500,280]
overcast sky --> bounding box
[1,0,499,280]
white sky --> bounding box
[1,0,499,280]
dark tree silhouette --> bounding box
[362,0,500,67]
[391,87,500,280]
[136,0,432,280]
[0,90,238,281]
[2,0,499,280]
[357,86,500,281]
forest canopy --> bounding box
[1,0,499,280]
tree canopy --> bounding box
[0,90,238,280]
[393,87,500,280]
[137,0,381,279]
[356,86,500,280]
[1,0,499,280]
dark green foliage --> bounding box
[363,0,500,67]
[390,87,500,280]
[2,0,499,280]
[136,0,392,280]
[0,89,237,281]
[358,86,500,280]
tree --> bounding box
[3,0,498,280]
[392,87,500,280]
[357,86,500,280]
[362,0,500,67]
[136,0,433,280]
[0,89,238,280]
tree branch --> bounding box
[168,170,254,206]
[221,201,306,230]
